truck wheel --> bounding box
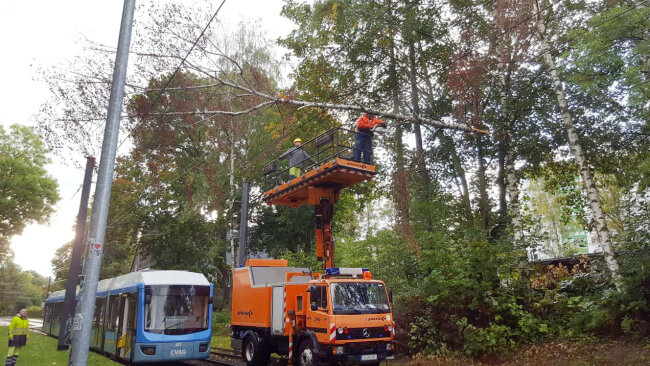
[243,334,269,366]
[298,339,320,366]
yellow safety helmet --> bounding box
[294,138,302,143]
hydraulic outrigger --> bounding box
[262,127,377,270]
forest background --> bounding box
[1,0,648,358]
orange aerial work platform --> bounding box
[264,158,376,207]
[234,125,395,366]
[262,126,378,271]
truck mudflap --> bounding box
[317,341,394,364]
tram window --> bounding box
[98,298,106,327]
[94,298,104,325]
[108,296,120,331]
[127,293,137,331]
[53,303,60,322]
[144,285,210,335]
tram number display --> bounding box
[166,342,189,357]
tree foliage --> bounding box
[0,125,59,260]
[0,255,49,315]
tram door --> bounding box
[91,298,106,349]
[117,293,138,360]
[103,295,121,355]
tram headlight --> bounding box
[199,343,209,352]
[140,345,156,355]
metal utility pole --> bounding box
[237,181,250,267]
[45,276,51,300]
[58,157,95,350]
[69,1,135,364]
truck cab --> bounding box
[230,261,394,365]
[300,270,395,365]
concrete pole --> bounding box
[58,156,95,350]
[45,276,51,300]
[237,182,250,267]
[68,1,135,364]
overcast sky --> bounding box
[0,0,295,278]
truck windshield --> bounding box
[330,282,390,315]
[144,285,210,335]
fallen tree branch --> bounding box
[146,74,489,134]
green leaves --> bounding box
[0,125,60,260]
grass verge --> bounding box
[0,326,119,365]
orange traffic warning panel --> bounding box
[264,158,375,207]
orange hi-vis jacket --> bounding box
[356,114,385,130]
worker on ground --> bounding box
[280,138,315,179]
[353,113,385,164]
[5,309,28,366]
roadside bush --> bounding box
[212,309,231,336]
[398,226,552,357]
[25,306,42,319]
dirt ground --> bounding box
[391,339,650,366]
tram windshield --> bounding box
[144,285,210,335]
[330,282,390,315]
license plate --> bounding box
[361,354,378,361]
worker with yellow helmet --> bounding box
[279,137,315,179]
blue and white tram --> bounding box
[43,270,213,363]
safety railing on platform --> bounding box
[262,127,372,187]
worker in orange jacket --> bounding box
[353,113,385,164]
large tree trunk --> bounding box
[497,56,523,243]
[476,137,491,237]
[417,41,473,222]
[227,120,237,267]
[505,147,522,243]
[497,144,507,220]
[534,0,622,291]
[408,40,430,186]
[388,1,418,256]
[440,133,473,221]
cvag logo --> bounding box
[171,349,187,356]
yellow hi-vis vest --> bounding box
[8,315,29,338]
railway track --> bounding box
[179,348,243,366]
[181,348,291,366]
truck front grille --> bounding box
[336,327,389,340]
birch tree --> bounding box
[533,0,622,291]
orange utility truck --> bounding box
[231,259,395,366]
[231,126,395,365]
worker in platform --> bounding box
[5,309,28,366]
[280,138,315,179]
[353,113,385,164]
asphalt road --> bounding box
[0,316,44,332]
